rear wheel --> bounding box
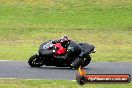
[28,54,44,67]
[70,58,80,70]
[82,55,91,67]
[70,55,91,69]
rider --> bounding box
[39,35,83,69]
[39,35,70,57]
[53,35,70,48]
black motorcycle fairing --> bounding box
[38,41,49,53]
[38,40,55,56]
[28,39,95,69]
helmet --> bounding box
[60,35,69,42]
[60,35,70,47]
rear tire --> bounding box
[28,54,44,67]
[70,58,80,70]
[70,55,91,69]
[82,55,91,67]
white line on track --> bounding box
[0,78,76,81]
[0,78,17,80]
[0,60,13,61]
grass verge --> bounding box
[0,79,131,88]
[0,0,132,61]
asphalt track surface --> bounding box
[0,61,132,80]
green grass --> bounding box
[0,1,132,88]
[0,79,131,88]
[0,0,132,61]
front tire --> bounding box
[28,54,44,67]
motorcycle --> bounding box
[28,40,96,69]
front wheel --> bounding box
[28,54,44,67]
